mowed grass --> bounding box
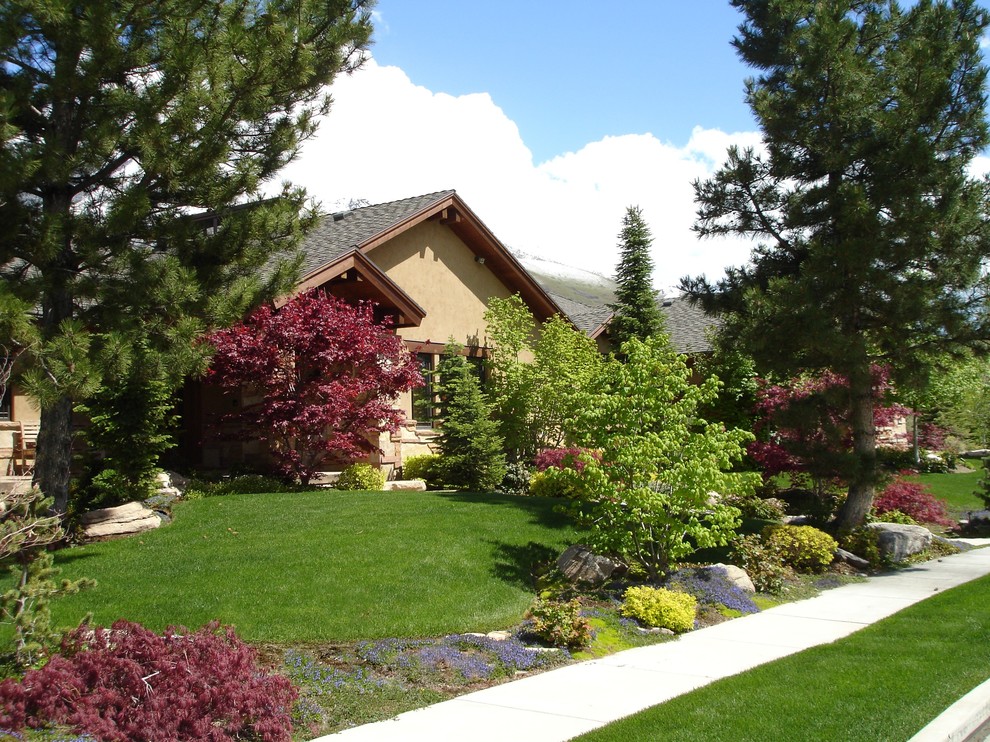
[575,571,990,742]
[47,490,581,643]
[909,458,985,518]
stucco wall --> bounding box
[373,221,516,348]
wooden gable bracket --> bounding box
[438,207,462,225]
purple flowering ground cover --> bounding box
[279,634,571,738]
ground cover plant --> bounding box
[37,491,580,643]
[573,572,990,742]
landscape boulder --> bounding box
[705,564,756,593]
[155,470,187,497]
[383,479,428,492]
[557,545,624,585]
[867,522,933,563]
[965,509,990,524]
[833,547,871,571]
[81,502,162,540]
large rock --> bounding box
[557,545,624,585]
[675,564,756,593]
[833,547,871,571]
[383,479,427,492]
[154,470,187,498]
[965,509,990,524]
[706,564,756,593]
[81,502,162,540]
[867,522,933,563]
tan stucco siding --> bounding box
[373,221,515,348]
[9,388,40,423]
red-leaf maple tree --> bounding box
[206,290,422,484]
[749,367,909,497]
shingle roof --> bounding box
[547,294,613,334]
[550,292,719,355]
[296,190,456,279]
[660,296,721,354]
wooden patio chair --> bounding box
[12,421,39,476]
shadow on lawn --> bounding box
[434,491,575,530]
[487,540,560,591]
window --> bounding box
[0,359,10,421]
[411,353,435,428]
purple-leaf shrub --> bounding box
[534,448,600,473]
[874,474,953,527]
[0,620,296,742]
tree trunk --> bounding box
[834,368,877,531]
[912,413,920,465]
[32,277,78,514]
[34,398,74,514]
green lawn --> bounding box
[910,459,985,519]
[574,571,990,742]
[47,490,581,642]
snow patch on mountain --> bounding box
[512,250,614,286]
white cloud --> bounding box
[272,58,762,294]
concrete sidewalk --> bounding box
[319,543,990,742]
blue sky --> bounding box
[370,2,757,164]
[275,2,987,293]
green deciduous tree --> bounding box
[683,0,990,530]
[483,295,535,461]
[557,336,758,581]
[607,206,665,348]
[483,295,602,460]
[1,0,375,512]
[932,356,990,449]
[530,315,603,451]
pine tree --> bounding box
[607,206,665,348]
[435,349,506,492]
[0,1,375,512]
[683,0,990,530]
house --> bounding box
[2,189,722,479]
[182,190,566,476]
[544,292,719,357]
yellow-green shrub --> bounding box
[620,586,696,633]
[335,463,385,491]
[402,454,439,486]
[528,469,577,498]
[762,524,837,573]
[838,526,882,567]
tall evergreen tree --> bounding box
[683,0,990,529]
[0,0,375,511]
[607,206,665,348]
